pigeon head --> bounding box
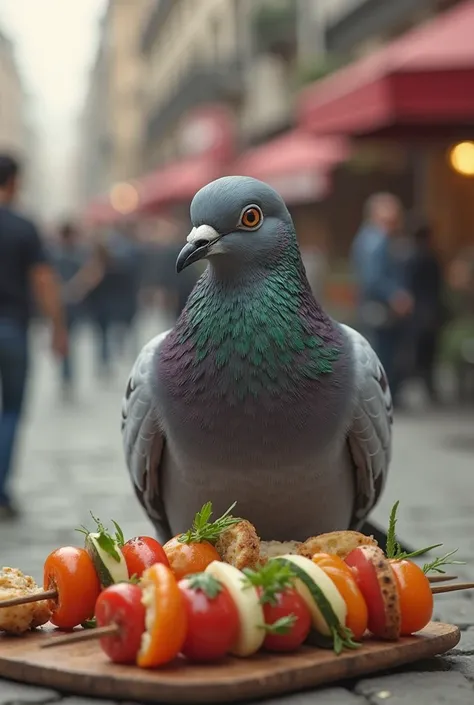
[176,176,294,273]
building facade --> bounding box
[79,0,152,208]
[0,29,38,214]
[0,31,24,152]
[140,0,320,170]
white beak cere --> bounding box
[187,224,221,245]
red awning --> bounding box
[298,0,474,138]
[232,130,349,204]
[138,156,223,212]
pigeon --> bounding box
[121,176,393,545]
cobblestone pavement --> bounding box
[1,315,474,704]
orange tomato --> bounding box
[312,553,368,641]
[390,559,433,635]
[43,546,101,629]
[163,536,221,580]
[137,562,187,668]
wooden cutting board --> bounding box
[0,622,459,703]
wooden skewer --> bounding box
[428,574,457,584]
[41,624,118,649]
[35,581,474,650]
[0,589,57,608]
[432,582,474,595]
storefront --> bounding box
[297,0,474,260]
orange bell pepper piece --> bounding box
[137,562,187,668]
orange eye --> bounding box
[239,205,263,230]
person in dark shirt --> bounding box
[0,154,67,519]
[406,218,444,404]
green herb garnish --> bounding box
[385,501,464,574]
[423,549,465,575]
[332,626,360,655]
[262,615,297,635]
[243,561,297,606]
[186,572,223,599]
[77,512,126,563]
[178,502,241,545]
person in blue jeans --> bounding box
[351,193,413,405]
[0,155,67,520]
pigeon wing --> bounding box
[121,330,171,538]
[342,324,393,528]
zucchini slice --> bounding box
[272,555,359,654]
[205,560,265,657]
[85,533,128,588]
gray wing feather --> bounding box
[342,324,393,528]
[121,330,171,535]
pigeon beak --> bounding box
[176,224,221,273]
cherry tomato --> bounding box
[121,536,169,578]
[163,536,221,581]
[260,587,311,652]
[390,560,433,635]
[345,546,400,640]
[137,562,187,668]
[312,553,368,641]
[95,583,146,664]
[43,546,101,630]
[179,573,240,661]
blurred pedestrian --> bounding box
[50,221,87,399]
[446,247,474,404]
[66,235,115,378]
[406,217,444,404]
[106,223,143,359]
[351,193,413,406]
[0,154,67,519]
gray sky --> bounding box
[0,0,106,220]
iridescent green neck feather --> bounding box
[174,240,342,399]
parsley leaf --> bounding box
[178,502,241,544]
[243,561,297,606]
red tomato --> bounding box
[43,547,101,630]
[345,546,400,640]
[260,587,311,652]
[178,573,240,662]
[95,583,146,664]
[121,536,169,578]
[390,560,433,635]
[164,537,221,581]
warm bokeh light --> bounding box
[449,141,474,176]
[109,182,140,214]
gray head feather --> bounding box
[189,176,296,269]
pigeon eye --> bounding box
[239,205,263,230]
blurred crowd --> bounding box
[47,219,199,397]
[0,154,199,519]
[351,193,474,409]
